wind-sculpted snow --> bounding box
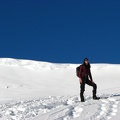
[0,58,70,70]
[0,93,120,120]
[0,58,117,71]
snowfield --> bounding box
[0,58,120,120]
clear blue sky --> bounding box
[0,0,120,64]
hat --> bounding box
[84,58,88,61]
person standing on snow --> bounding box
[79,58,100,102]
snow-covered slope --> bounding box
[0,58,120,120]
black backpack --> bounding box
[76,66,80,78]
[76,65,85,78]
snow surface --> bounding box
[0,58,120,120]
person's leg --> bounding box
[85,79,98,99]
[80,78,85,102]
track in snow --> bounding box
[0,93,120,120]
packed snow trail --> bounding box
[0,93,120,120]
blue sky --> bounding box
[0,0,120,64]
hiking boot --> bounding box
[93,96,100,100]
[80,92,85,102]
[81,99,85,102]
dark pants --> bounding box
[80,77,97,101]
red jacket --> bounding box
[79,64,93,81]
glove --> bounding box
[79,79,82,84]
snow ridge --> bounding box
[0,58,70,70]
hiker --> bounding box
[78,58,100,102]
